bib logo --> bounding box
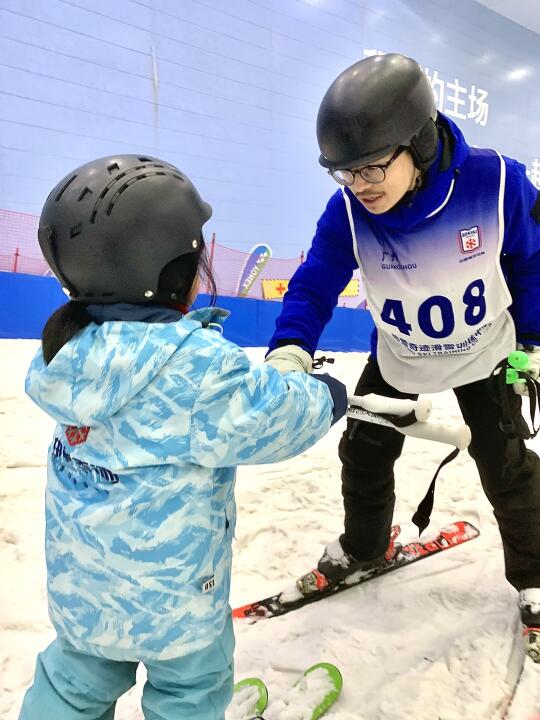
[458,226,482,254]
[380,248,417,271]
[382,249,399,263]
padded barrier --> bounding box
[0,273,374,352]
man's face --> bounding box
[351,149,419,214]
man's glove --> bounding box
[265,345,313,374]
[513,343,540,395]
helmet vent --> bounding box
[107,162,120,174]
[99,187,110,200]
[55,175,76,202]
[89,171,129,223]
[104,170,172,216]
[70,224,82,238]
[133,163,164,171]
[106,177,139,215]
[77,186,92,202]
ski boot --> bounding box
[297,526,401,597]
[519,588,540,663]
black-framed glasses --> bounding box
[328,146,406,186]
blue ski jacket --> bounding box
[268,114,540,365]
[26,305,340,661]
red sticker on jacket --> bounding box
[65,426,90,446]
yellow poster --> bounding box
[261,279,290,300]
[262,278,359,300]
[339,279,360,297]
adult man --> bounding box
[266,53,540,660]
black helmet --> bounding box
[38,154,212,303]
[317,54,438,172]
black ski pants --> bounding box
[338,356,540,590]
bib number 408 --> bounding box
[380,279,486,339]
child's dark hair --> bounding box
[158,236,216,306]
[42,238,217,365]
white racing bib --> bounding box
[343,151,516,393]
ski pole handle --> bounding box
[399,420,471,450]
[346,406,471,450]
[506,350,529,385]
[348,393,432,422]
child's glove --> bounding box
[265,345,313,374]
[514,344,540,395]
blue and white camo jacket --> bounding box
[25,306,335,661]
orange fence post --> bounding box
[13,247,20,273]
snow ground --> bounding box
[0,340,534,719]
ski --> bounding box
[499,657,540,719]
[226,663,343,720]
[233,520,480,623]
[497,617,540,719]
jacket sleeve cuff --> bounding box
[311,374,348,425]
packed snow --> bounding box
[0,340,536,719]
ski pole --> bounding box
[346,404,471,449]
[396,418,471,449]
[348,393,432,422]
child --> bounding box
[20,154,347,720]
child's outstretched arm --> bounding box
[189,342,347,468]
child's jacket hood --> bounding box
[26,305,228,426]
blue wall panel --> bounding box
[0,272,67,340]
[0,272,374,351]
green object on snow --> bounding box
[229,662,342,720]
[231,677,268,717]
[299,662,343,720]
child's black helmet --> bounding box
[317,54,438,172]
[38,155,212,303]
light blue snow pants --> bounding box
[18,617,234,720]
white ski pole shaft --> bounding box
[348,393,432,423]
[399,420,471,450]
[346,406,471,450]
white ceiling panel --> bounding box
[475,0,540,37]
